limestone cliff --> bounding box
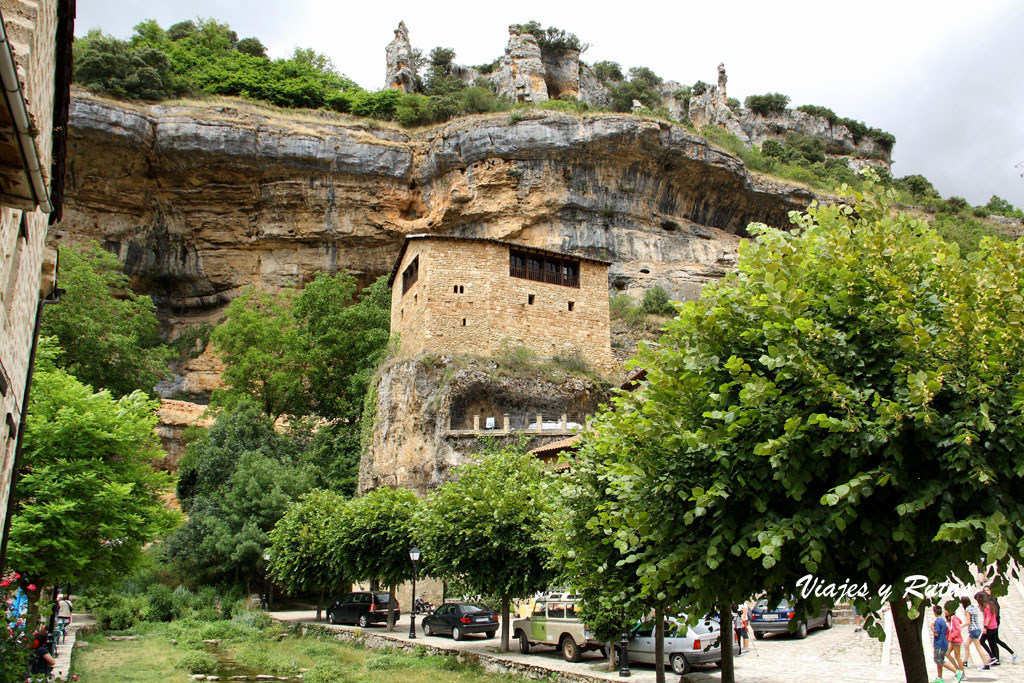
[58,91,813,346]
[359,354,611,493]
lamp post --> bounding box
[408,546,421,639]
[618,624,631,677]
[262,553,271,610]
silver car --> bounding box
[613,615,722,675]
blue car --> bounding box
[750,598,832,639]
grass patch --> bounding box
[72,621,532,683]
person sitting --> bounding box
[29,625,56,677]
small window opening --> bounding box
[568,301,575,311]
[414,294,417,303]
[454,285,458,293]
[462,318,467,326]
[459,285,464,294]
[528,294,535,305]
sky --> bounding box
[74,0,1024,208]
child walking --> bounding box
[933,605,960,683]
[945,605,965,681]
[961,595,986,669]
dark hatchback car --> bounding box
[421,602,499,640]
[750,597,832,639]
[326,591,399,627]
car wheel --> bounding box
[562,635,581,663]
[485,631,496,639]
[327,611,336,625]
[823,612,833,630]
[671,653,691,676]
[796,621,808,639]
[517,631,530,654]
[423,623,433,636]
[753,631,765,640]
[358,614,370,628]
[611,646,621,667]
[452,626,464,641]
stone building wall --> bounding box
[390,237,612,373]
[0,0,58,541]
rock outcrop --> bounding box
[60,92,811,317]
[155,399,213,469]
[360,355,611,493]
[385,21,419,93]
[494,25,549,103]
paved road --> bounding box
[271,578,1024,683]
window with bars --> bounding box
[509,249,579,288]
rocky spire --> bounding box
[385,20,418,93]
[494,24,548,103]
[717,63,727,104]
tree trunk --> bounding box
[386,585,396,631]
[720,605,734,683]
[316,588,325,622]
[607,640,616,671]
[654,604,666,683]
[891,600,929,683]
[500,593,511,652]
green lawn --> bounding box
[70,620,531,683]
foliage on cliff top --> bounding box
[75,18,359,108]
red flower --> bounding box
[0,579,9,587]
[26,584,36,592]
[11,573,20,580]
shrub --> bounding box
[985,194,1024,219]
[592,60,623,84]
[395,94,434,127]
[460,86,499,114]
[551,353,592,375]
[237,643,300,674]
[946,196,968,211]
[176,650,218,674]
[744,92,790,115]
[641,286,675,316]
[94,594,148,630]
[784,133,825,164]
[304,662,345,683]
[628,67,662,87]
[761,139,784,158]
[508,111,524,124]
[608,79,660,112]
[898,174,940,199]
[609,293,646,326]
[348,89,401,120]
[514,21,585,53]
[495,343,537,371]
[692,80,708,96]
[796,104,838,125]
[145,584,174,622]
[236,37,267,58]
[726,97,740,110]
[474,58,501,75]
[171,585,195,619]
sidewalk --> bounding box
[51,613,92,680]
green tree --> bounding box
[897,173,939,199]
[268,489,350,619]
[168,400,317,589]
[592,60,623,84]
[566,182,1024,683]
[41,243,172,396]
[744,92,789,115]
[7,339,177,621]
[334,487,420,630]
[211,287,307,419]
[640,285,675,316]
[166,20,197,42]
[627,66,662,87]
[294,273,391,420]
[74,30,179,100]
[237,37,267,58]
[417,445,554,651]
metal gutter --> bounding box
[0,8,52,214]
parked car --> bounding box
[326,591,399,627]
[512,593,605,662]
[750,597,832,639]
[421,602,499,640]
[612,616,722,676]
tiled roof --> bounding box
[529,435,581,456]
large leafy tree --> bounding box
[566,183,1024,683]
[41,243,172,397]
[167,400,316,589]
[7,340,178,620]
[417,445,555,651]
[333,487,420,631]
[212,273,391,421]
[268,489,350,620]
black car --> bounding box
[421,602,499,640]
[326,591,399,627]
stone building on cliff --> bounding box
[388,235,613,373]
[0,0,73,572]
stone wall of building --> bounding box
[391,238,612,373]
[0,0,58,544]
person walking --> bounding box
[984,586,1019,664]
[945,605,965,681]
[933,605,960,683]
[962,595,986,669]
[56,593,72,631]
[977,592,999,669]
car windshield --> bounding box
[461,604,487,613]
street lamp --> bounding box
[618,623,631,677]
[408,546,421,639]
